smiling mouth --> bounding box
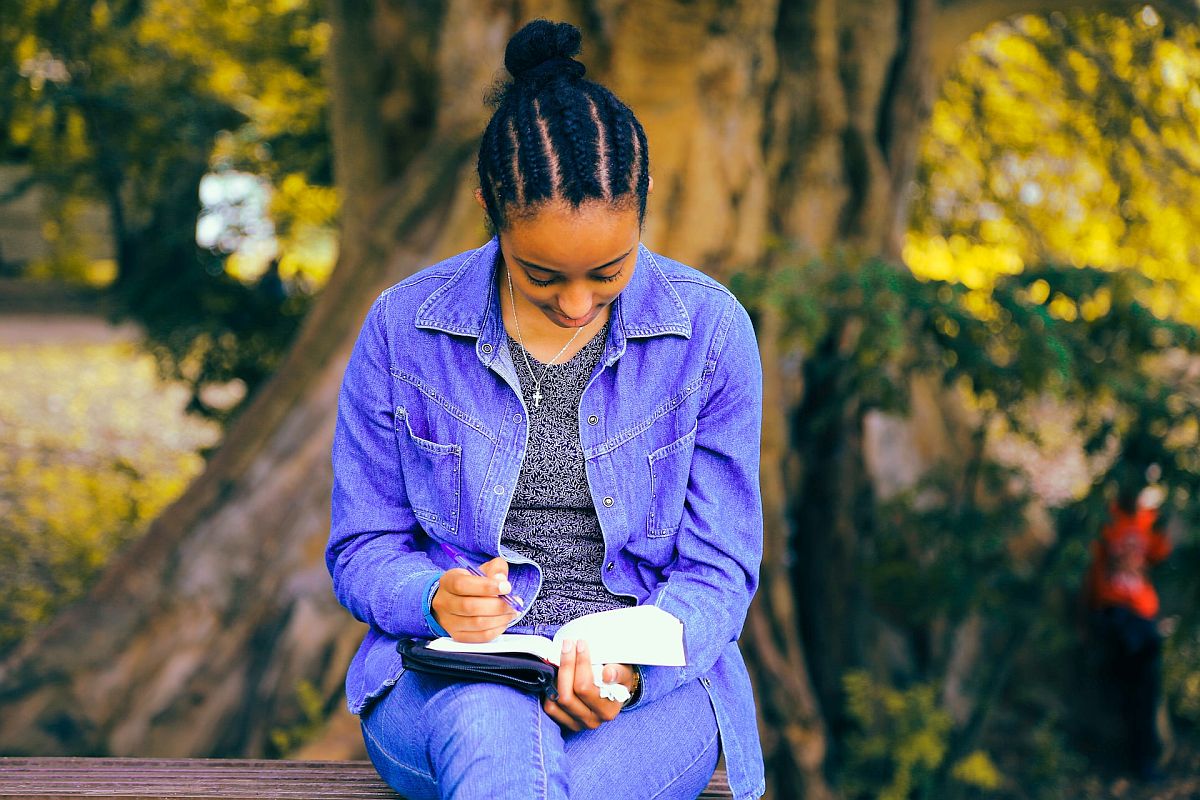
[550,309,597,327]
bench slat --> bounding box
[0,758,733,799]
[0,759,398,799]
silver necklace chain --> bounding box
[506,266,584,410]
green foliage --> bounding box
[137,267,313,421]
[737,255,1198,435]
[735,247,1200,794]
[871,460,1028,628]
[1164,623,1200,730]
[842,669,961,800]
[951,751,1002,791]
[1000,714,1089,800]
[1,0,334,422]
[268,679,327,757]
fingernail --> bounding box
[497,579,512,593]
[604,666,616,682]
[562,639,575,653]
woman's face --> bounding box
[495,199,641,330]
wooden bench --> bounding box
[0,758,733,798]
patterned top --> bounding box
[501,320,635,626]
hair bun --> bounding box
[505,19,586,84]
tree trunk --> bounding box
[0,0,1120,792]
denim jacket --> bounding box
[327,237,765,799]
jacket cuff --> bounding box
[422,575,449,637]
[625,663,688,708]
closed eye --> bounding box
[527,268,623,287]
[517,247,634,287]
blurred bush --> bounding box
[1,0,334,423]
[734,252,1199,795]
[908,10,1200,325]
[0,340,218,652]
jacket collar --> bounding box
[414,237,692,354]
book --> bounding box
[425,604,686,667]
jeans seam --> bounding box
[646,728,720,800]
[361,718,435,782]
[532,690,548,799]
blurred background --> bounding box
[1,2,1199,798]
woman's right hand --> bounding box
[430,556,519,642]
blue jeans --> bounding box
[360,669,719,799]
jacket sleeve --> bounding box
[326,292,444,639]
[633,297,764,707]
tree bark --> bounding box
[0,0,1134,792]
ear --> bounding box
[473,187,487,209]
[647,175,654,195]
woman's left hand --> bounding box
[542,639,635,731]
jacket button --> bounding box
[587,414,598,425]
[603,496,614,507]
[494,484,504,495]
[606,561,615,571]
[481,343,493,354]
[513,414,523,424]
[702,677,711,687]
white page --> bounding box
[425,633,560,662]
[553,605,685,666]
[424,606,685,666]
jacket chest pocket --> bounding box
[646,422,698,538]
[395,407,462,535]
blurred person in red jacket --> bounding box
[1084,475,1173,782]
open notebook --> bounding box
[426,604,686,666]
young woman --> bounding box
[327,19,764,800]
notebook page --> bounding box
[554,605,685,666]
[425,633,559,663]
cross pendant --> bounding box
[533,389,543,408]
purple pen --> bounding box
[438,542,526,612]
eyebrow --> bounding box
[514,247,634,275]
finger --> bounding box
[600,662,635,716]
[478,557,513,595]
[445,622,513,639]
[441,568,510,598]
[572,645,622,722]
[602,663,634,688]
[431,580,508,639]
[478,556,509,580]
[573,640,595,698]
[439,601,518,636]
[595,663,632,721]
[442,595,514,618]
[555,639,577,705]
[446,612,518,641]
[542,698,582,732]
[446,625,511,644]
[443,611,518,632]
[555,641,605,729]
[544,692,597,731]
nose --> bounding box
[558,285,593,320]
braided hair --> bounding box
[478,19,650,231]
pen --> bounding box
[438,542,526,612]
